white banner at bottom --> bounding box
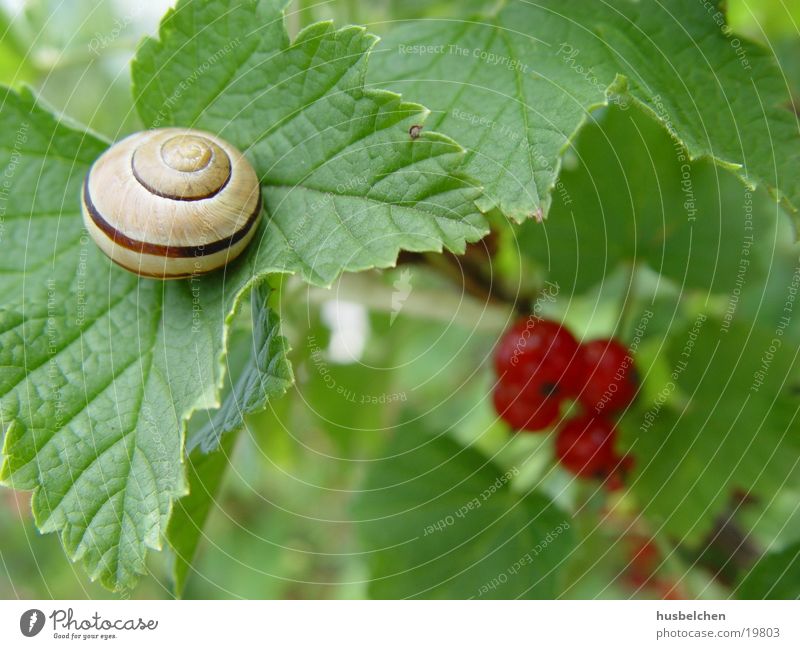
[0,600,796,648]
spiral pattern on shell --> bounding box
[81,127,262,279]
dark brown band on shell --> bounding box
[83,171,262,258]
[129,148,233,201]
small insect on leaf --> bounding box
[409,124,423,139]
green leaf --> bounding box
[736,542,800,599]
[352,427,574,598]
[620,315,800,544]
[369,0,800,226]
[168,283,293,595]
[189,283,293,455]
[0,86,247,582]
[517,104,781,294]
[0,88,205,591]
[132,0,488,286]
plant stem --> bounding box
[398,237,534,315]
[296,271,514,331]
[618,261,640,341]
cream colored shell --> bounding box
[81,127,261,279]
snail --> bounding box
[81,127,262,279]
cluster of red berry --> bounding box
[492,317,637,485]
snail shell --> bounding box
[81,127,262,279]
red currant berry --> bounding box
[605,454,635,491]
[492,380,561,432]
[628,536,660,585]
[577,339,638,414]
[605,472,625,492]
[493,317,582,393]
[555,415,618,478]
